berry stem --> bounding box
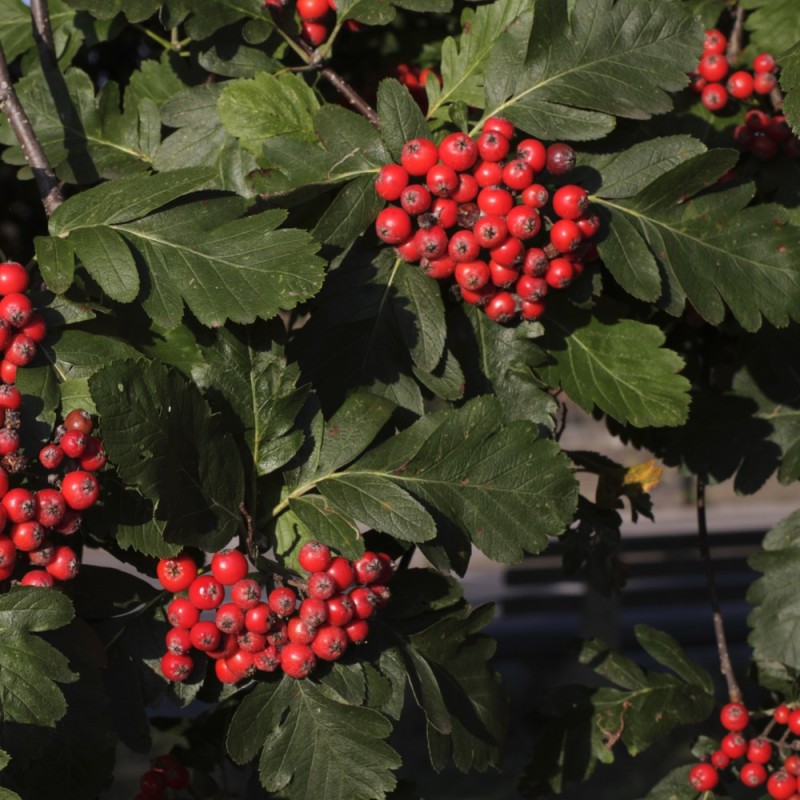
[696,474,742,703]
[726,4,746,64]
[0,42,63,217]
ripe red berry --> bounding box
[473,159,504,188]
[476,130,511,162]
[483,115,515,140]
[698,53,729,83]
[450,173,479,203]
[253,645,280,672]
[0,293,32,328]
[489,259,519,288]
[549,219,582,253]
[311,625,349,661]
[64,408,94,434]
[438,132,478,172]
[20,569,54,587]
[152,754,191,791]
[353,552,382,585]
[374,164,409,201]
[432,197,458,228]
[244,602,273,634]
[767,770,798,800]
[720,701,750,731]
[211,549,249,586]
[688,762,718,792]
[740,761,767,787]
[190,620,222,652]
[747,736,773,764]
[521,183,549,209]
[0,428,19,456]
[426,163,459,197]
[775,704,792,725]
[299,597,328,628]
[516,138,547,173]
[400,138,439,176]
[501,159,534,191]
[473,215,508,249]
[160,652,194,682]
[1,359,16,384]
[477,186,514,217]
[268,586,297,617]
[546,257,576,289]
[237,630,267,653]
[307,570,336,600]
[60,430,88,459]
[701,82,728,112]
[484,291,516,323]
[753,52,777,73]
[79,437,108,471]
[188,574,224,610]
[754,71,778,95]
[455,259,491,291]
[206,632,238,661]
[414,225,449,259]
[422,255,456,280]
[784,754,800,776]
[39,443,64,470]
[721,731,748,758]
[489,236,524,268]
[156,552,198,593]
[139,768,168,800]
[165,627,192,655]
[350,586,377,619]
[703,29,727,55]
[60,470,100,510]
[710,749,730,770]
[0,261,29,295]
[344,618,370,644]
[166,597,200,629]
[287,616,317,645]
[2,487,34,523]
[0,384,21,410]
[375,207,412,245]
[34,488,66,528]
[516,274,548,302]
[231,577,263,609]
[505,206,541,240]
[11,520,44,552]
[326,593,354,626]
[280,642,316,679]
[214,656,239,684]
[327,556,356,591]
[448,230,481,262]
[215,602,246,634]
[727,70,754,100]
[553,184,590,220]
[296,0,329,21]
[4,334,35,367]
[0,535,16,571]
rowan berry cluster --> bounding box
[689,701,800,798]
[689,31,799,160]
[0,260,47,384]
[158,542,394,685]
[263,0,355,47]
[374,117,599,324]
[134,753,191,800]
[0,407,105,588]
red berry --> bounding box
[253,645,280,672]
[422,255,456,280]
[39,443,64,470]
[473,160,504,188]
[299,597,329,628]
[64,408,94,434]
[0,535,16,570]
[521,183,549,209]
[473,215,508,249]
[215,602,246,634]
[489,259,519,288]
[710,749,730,769]
[225,648,255,679]
[287,616,317,645]
[231,577,262,609]
[483,115,515,140]
[546,257,575,289]
[0,428,20,456]
[307,570,336,600]
[552,184,590,220]
[165,627,192,655]
[206,632,238,661]
[0,262,29,295]
[701,82,728,112]
[401,138,439,176]
[214,656,239,684]
[432,197,458,228]
[156,552,198,593]
[60,470,100,510]
[754,71,778,95]
[784,755,800,775]
[79,437,108,471]
[160,652,194,682]
[740,761,767,787]
[211,549,249,586]
[703,29,727,55]
[523,247,549,277]
[753,52,777,73]
[139,768,168,800]
[476,130,511,162]
[374,164,409,201]
[448,230,481,263]
[2,487,35,523]
[344,618,370,644]
[20,569,54,587]
[327,556,355,591]
[775,704,791,724]
[747,736,773,764]
[375,207,412,245]
[505,206,541,240]
[516,138,547,173]
[188,574,224,610]
[1,360,16,384]
[296,0,329,19]
[60,430,88,459]
[244,602,273,634]
[34,488,66,528]
[501,159,534,191]
[280,642,316,679]
[477,186,514,216]
[414,225,449,260]
[721,731,748,759]
[426,163,459,197]
[28,540,55,567]
[4,334,35,367]
[0,384,21,410]
[326,593,354,626]
[166,597,200,629]
[455,259,491,291]
[516,274,548,302]
[484,291,516,323]
[311,625,348,661]
[189,620,222,652]
[450,173,479,203]
[688,762,718,792]
[353,551,382,585]
[268,586,297,617]
[350,586,377,619]
[152,754,191,790]
[768,770,798,800]
[720,701,750,731]
[237,630,267,653]
[0,293,32,328]
[727,70,754,100]
[11,521,45,552]
[549,219,582,253]
[438,132,478,172]
[399,184,432,215]
[698,53,729,83]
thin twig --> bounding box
[0,43,63,216]
[292,36,380,128]
[696,475,742,702]
[770,84,785,112]
[726,5,746,64]
[30,0,58,72]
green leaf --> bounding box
[89,358,245,551]
[377,79,431,161]
[393,262,446,373]
[0,68,156,183]
[748,510,800,670]
[69,227,139,303]
[350,396,578,562]
[535,300,691,428]
[218,72,320,154]
[228,676,400,800]
[637,764,697,800]
[741,0,800,62]
[119,203,326,329]
[594,149,800,329]
[428,0,530,121]
[579,625,714,757]
[781,42,800,135]
[289,495,362,559]
[0,588,77,727]
[482,0,701,139]
[34,235,75,295]
[49,168,216,234]
[0,0,75,62]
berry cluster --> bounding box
[0,407,104,588]
[689,701,800,798]
[374,117,599,324]
[689,31,799,160]
[0,260,47,385]
[134,753,191,800]
[264,0,356,47]
[158,542,394,685]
